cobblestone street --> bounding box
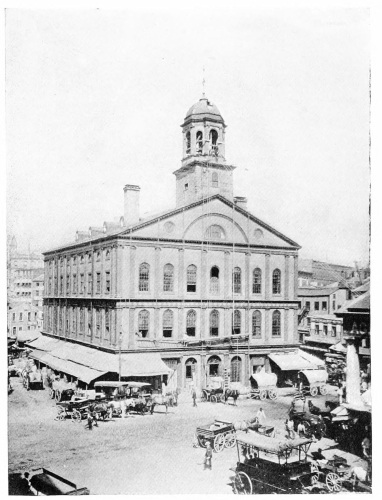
[9,376,366,495]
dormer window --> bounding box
[196,131,203,154]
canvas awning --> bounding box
[236,431,312,454]
[329,342,347,354]
[268,353,316,371]
[16,330,41,343]
[299,369,328,385]
[120,353,171,377]
[250,370,277,387]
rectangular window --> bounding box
[72,274,77,294]
[332,326,337,337]
[19,312,23,321]
[96,273,101,293]
[105,308,110,336]
[72,308,77,333]
[95,309,101,337]
[28,312,31,321]
[186,365,193,379]
[80,274,85,294]
[105,272,111,293]
[12,313,15,321]
[79,308,85,333]
[315,324,319,335]
[323,325,328,336]
[60,275,64,294]
[332,301,336,310]
[322,301,327,311]
[48,277,52,294]
[305,301,310,310]
[87,273,92,294]
[314,302,319,311]
[13,327,16,335]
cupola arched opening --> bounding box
[196,131,203,154]
[186,131,191,155]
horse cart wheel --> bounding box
[310,386,318,397]
[319,385,328,396]
[310,463,320,485]
[55,390,62,402]
[224,432,236,448]
[210,395,217,403]
[325,472,342,492]
[71,409,82,423]
[234,471,253,495]
[56,406,66,421]
[268,388,277,400]
[214,434,225,453]
[259,390,267,401]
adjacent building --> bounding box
[38,96,305,391]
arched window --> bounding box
[205,225,225,240]
[163,309,173,338]
[233,267,242,294]
[253,268,262,294]
[210,266,220,294]
[272,269,281,294]
[139,263,150,292]
[185,357,197,379]
[232,310,241,335]
[210,309,219,337]
[186,310,196,336]
[187,264,197,292]
[105,250,110,261]
[186,131,191,155]
[252,310,261,337]
[196,131,203,154]
[87,307,92,336]
[138,309,149,338]
[272,310,281,337]
[163,263,174,292]
[231,356,242,382]
[208,355,221,377]
[211,171,218,187]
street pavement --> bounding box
[8,377,368,495]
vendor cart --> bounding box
[298,369,328,397]
[250,370,278,400]
[55,398,93,422]
[194,419,236,452]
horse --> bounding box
[149,395,171,414]
[90,402,110,421]
[224,389,240,405]
[124,397,148,416]
[308,400,321,415]
[165,391,178,407]
[107,400,124,418]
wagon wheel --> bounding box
[213,434,225,453]
[224,432,236,448]
[310,386,318,397]
[198,435,207,448]
[326,472,342,492]
[268,388,277,400]
[55,390,62,402]
[310,463,320,485]
[259,390,267,401]
[319,385,328,396]
[210,395,217,403]
[71,409,82,423]
[49,388,55,399]
[56,406,66,421]
[234,471,253,494]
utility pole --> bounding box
[119,332,122,382]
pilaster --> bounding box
[129,246,136,299]
[285,255,290,301]
[265,253,271,300]
[224,251,230,299]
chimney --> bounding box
[124,185,140,226]
[234,196,248,211]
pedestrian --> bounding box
[86,410,93,430]
[204,441,213,470]
[361,435,371,459]
[256,407,266,425]
[297,421,306,437]
[337,384,343,405]
[285,418,295,439]
[192,387,197,407]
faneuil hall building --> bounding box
[38,96,304,392]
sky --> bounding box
[6,6,370,266]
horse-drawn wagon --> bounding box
[55,398,94,422]
[94,381,153,417]
[298,369,328,397]
[194,419,236,453]
[201,377,224,403]
[250,371,278,401]
[232,432,322,494]
[49,377,77,402]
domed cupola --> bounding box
[173,96,236,208]
[180,96,227,165]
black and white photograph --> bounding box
[5,1,374,495]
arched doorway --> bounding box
[185,357,197,391]
[230,356,242,383]
[206,355,222,386]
